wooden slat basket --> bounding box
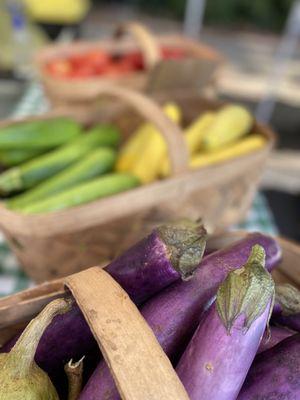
[0,232,298,400]
[36,21,222,114]
[0,85,275,282]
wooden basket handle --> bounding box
[114,22,161,69]
[71,84,189,176]
[65,267,189,400]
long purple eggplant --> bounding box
[258,326,294,354]
[2,221,206,392]
[238,333,300,399]
[272,283,300,332]
[176,244,275,400]
[79,233,281,400]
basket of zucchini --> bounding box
[0,85,275,282]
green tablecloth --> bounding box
[0,83,279,297]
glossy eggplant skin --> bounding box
[79,233,281,400]
[176,303,271,400]
[258,326,294,354]
[2,222,206,392]
[238,334,300,400]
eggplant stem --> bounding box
[5,298,72,378]
[65,356,85,400]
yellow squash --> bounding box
[116,103,181,184]
[191,134,266,169]
[202,105,253,151]
[160,112,215,176]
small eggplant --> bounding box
[272,283,300,332]
[0,298,71,400]
[258,325,294,354]
[176,245,275,400]
[238,333,300,399]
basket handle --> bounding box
[114,22,161,69]
[65,267,189,400]
[76,84,189,176]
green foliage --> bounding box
[204,0,294,31]
[91,0,294,32]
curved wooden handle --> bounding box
[114,22,161,69]
[74,84,189,176]
[65,267,189,400]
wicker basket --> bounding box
[0,232,298,399]
[0,86,275,282]
[36,22,222,114]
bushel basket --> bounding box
[0,85,275,282]
[36,22,222,113]
[0,232,298,399]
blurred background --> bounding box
[0,0,300,242]
[0,0,300,293]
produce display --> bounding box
[1,226,299,400]
[0,102,266,214]
[45,47,187,79]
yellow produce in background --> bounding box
[202,105,253,151]
[185,112,215,153]
[23,0,90,24]
[116,103,181,184]
[160,112,215,176]
[191,134,266,169]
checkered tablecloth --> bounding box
[0,83,279,297]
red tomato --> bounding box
[161,47,186,60]
[46,48,145,79]
[70,63,95,78]
[104,61,133,77]
[85,51,110,69]
[46,59,73,78]
[123,52,144,70]
[68,54,85,68]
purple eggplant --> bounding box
[272,284,300,332]
[176,244,275,400]
[2,221,206,393]
[106,220,207,303]
[79,233,281,400]
[258,326,294,354]
[238,333,300,400]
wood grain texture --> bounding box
[65,267,189,400]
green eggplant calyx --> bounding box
[158,219,207,280]
[276,284,300,316]
[216,244,275,333]
[3,298,72,378]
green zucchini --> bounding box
[0,125,120,194]
[0,118,81,150]
[21,173,140,214]
[8,148,117,209]
[0,148,48,167]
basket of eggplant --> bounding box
[0,223,299,399]
[0,85,275,282]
